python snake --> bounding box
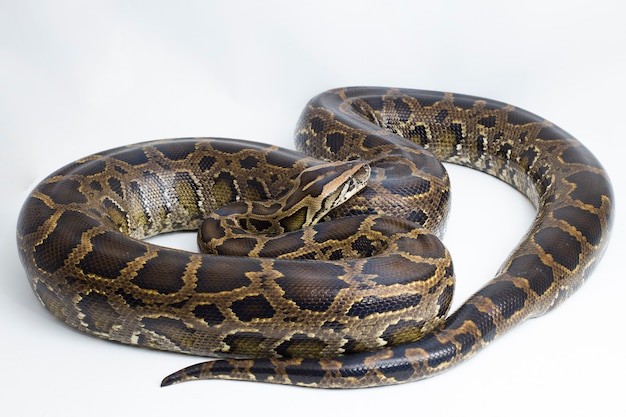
[16,87,613,388]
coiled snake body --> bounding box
[16,87,613,388]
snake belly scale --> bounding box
[16,87,613,388]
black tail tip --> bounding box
[160,362,207,387]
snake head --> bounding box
[198,161,371,245]
[198,160,371,253]
[284,160,371,229]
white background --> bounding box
[1,1,624,416]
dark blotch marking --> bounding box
[154,140,197,160]
[216,237,258,256]
[554,206,603,246]
[250,202,281,217]
[448,123,464,142]
[114,165,128,175]
[533,165,553,195]
[362,134,386,149]
[380,319,424,346]
[476,281,528,321]
[351,235,377,257]
[518,131,529,143]
[506,107,539,125]
[258,231,306,257]
[519,147,538,170]
[381,175,431,196]
[209,139,249,154]
[534,227,582,271]
[107,177,124,198]
[211,172,239,208]
[17,197,55,237]
[245,178,270,200]
[420,334,458,368]
[496,143,513,160]
[377,351,415,382]
[200,218,226,241]
[265,150,299,169]
[325,132,345,154]
[77,292,120,333]
[454,332,476,355]
[114,147,149,165]
[560,146,604,170]
[313,216,365,243]
[131,251,187,293]
[475,134,492,154]
[365,255,436,285]
[370,216,412,234]
[418,91,447,108]
[393,99,412,122]
[506,254,555,296]
[250,218,274,232]
[395,233,446,259]
[114,288,146,307]
[477,115,497,128]
[230,294,276,322]
[566,171,612,209]
[328,249,344,260]
[447,303,496,342]
[310,117,325,134]
[338,355,369,378]
[278,207,308,232]
[72,159,107,177]
[222,332,266,356]
[537,125,567,141]
[285,359,326,385]
[407,209,428,225]
[89,180,102,191]
[409,124,429,146]
[209,360,237,377]
[194,257,255,293]
[374,159,414,177]
[199,155,217,172]
[276,334,327,358]
[413,151,447,178]
[240,155,259,169]
[193,304,225,326]
[276,262,349,311]
[450,94,481,110]
[434,109,449,123]
[39,178,87,205]
[361,96,384,112]
[347,293,423,319]
[33,210,100,273]
[141,316,196,349]
[321,320,345,332]
[169,299,187,309]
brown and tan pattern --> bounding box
[16,87,613,388]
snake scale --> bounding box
[16,87,613,388]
